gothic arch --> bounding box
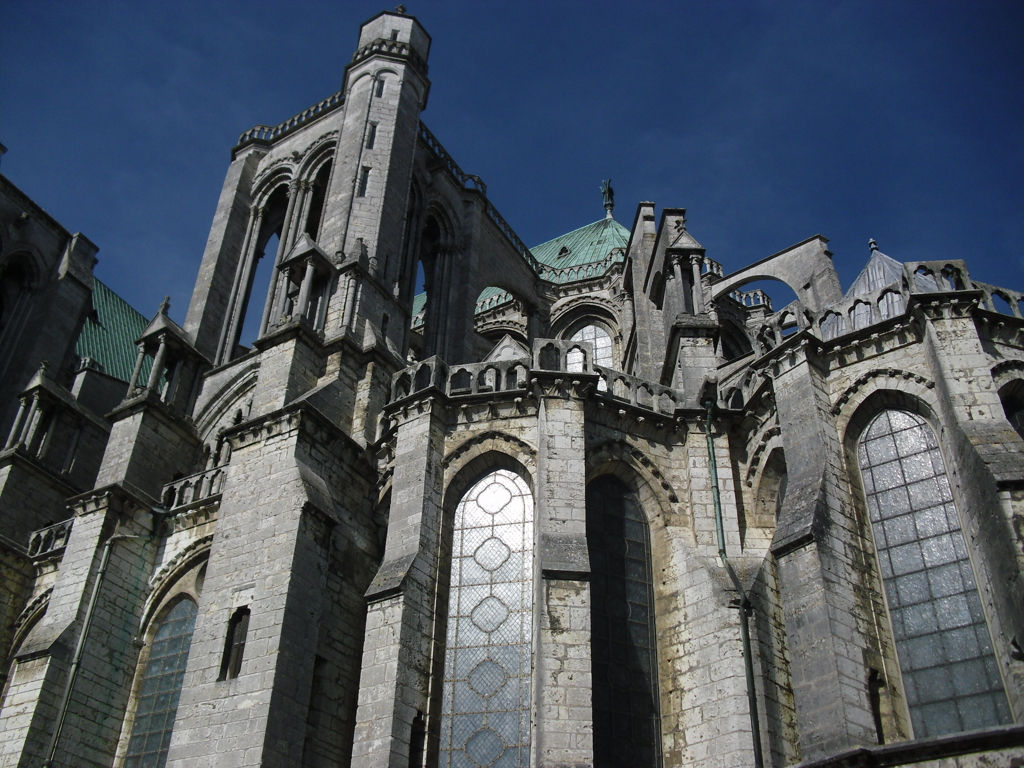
[709,235,842,313]
[585,440,680,528]
[143,536,212,630]
[834,375,941,447]
[116,580,204,768]
[250,163,295,199]
[296,135,337,179]
[443,440,536,505]
[550,295,620,335]
[192,363,258,440]
[0,248,43,289]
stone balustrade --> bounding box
[161,466,226,511]
[27,517,73,559]
[236,91,344,148]
[389,343,681,418]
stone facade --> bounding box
[2,9,1024,768]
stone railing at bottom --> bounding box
[28,518,73,559]
[161,466,226,511]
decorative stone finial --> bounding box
[159,296,171,315]
[600,179,614,219]
[869,238,879,253]
[395,4,407,13]
[38,359,50,376]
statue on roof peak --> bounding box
[600,179,614,219]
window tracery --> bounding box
[569,324,613,369]
[857,410,1011,736]
[440,469,533,768]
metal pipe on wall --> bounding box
[705,399,765,768]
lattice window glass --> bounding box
[440,470,534,768]
[858,410,1012,737]
[125,598,198,768]
[587,476,662,768]
[571,325,613,368]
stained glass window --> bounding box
[587,476,662,768]
[858,410,1012,737]
[570,325,614,369]
[440,470,534,768]
[125,598,198,768]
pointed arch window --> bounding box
[440,470,533,768]
[570,324,613,368]
[586,475,662,768]
[857,410,1012,736]
[124,598,198,768]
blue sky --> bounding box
[2,1,1022,323]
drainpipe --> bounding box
[705,398,764,768]
[44,533,140,768]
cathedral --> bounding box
[2,8,1024,768]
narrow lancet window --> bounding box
[219,606,250,681]
[858,410,1012,736]
[358,167,371,197]
[440,470,533,768]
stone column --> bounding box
[0,489,156,768]
[4,397,29,450]
[351,395,448,768]
[126,344,146,394]
[534,378,593,768]
[164,408,347,768]
[146,336,168,391]
[770,340,883,760]
[296,259,317,320]
[184,148,263,362]
[216,205,264,363]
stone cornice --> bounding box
[830,368,935,416]
[224,400,371,477]
[106,388,199,444]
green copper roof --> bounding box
[414,216,631,325]
[75,279,149,382]
[530,216,630,271]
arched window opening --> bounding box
[440,469,533,768]
[124,598,198,768]
[586,475,662,768]
[231,185,288,357]
[570,324,613,369]
[857,410,1011,736]
[878,290,906,320]
[219,606,250,681]
[720,320,754,361]
[990,292,1014,316]
[998,380,1024,441]
[238,233,277,349]
[408,260,428,361]
[747,448,787,545]
[409,213,445,359]
[0,256,31,340]
[820,311,847,341]
[304,161,332,240]
[851,301,873,331]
